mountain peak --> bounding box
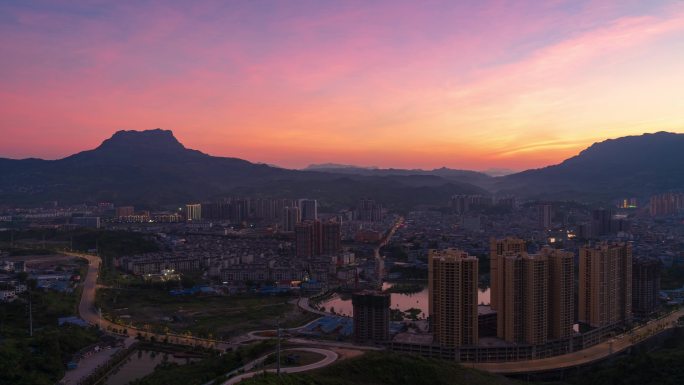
[98,129,186,152]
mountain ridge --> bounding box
[1,129,683,207]
[0,129,485,208]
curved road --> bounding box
[222,347,338,385]
[466,308,684,374]
[70,252,231,350]
[73,250,680,376]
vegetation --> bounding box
[560,328,684,385]
[96,288,313,339]
[384,282,424,294]
[387,265,427,281]
[1,289,80,336]
[381,244,409,262]
[131,340,277,385]
[661,264,684,290]
[0,253,105,385]
[0,325,100,385]
[238,351,518,385]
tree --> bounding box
[17,272,28,283]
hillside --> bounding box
[239,351,518,385]
[304,165,494,189]
[0,129,485,208]
[499,132,684,200]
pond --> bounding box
[320,282,490,318]
[104,349,197,385]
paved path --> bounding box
[60,346,122,385]
[296,296,331,317]
[222,347,338,385]
[467,308,684,374]
[62,252,237,385]
[68,251,233,351]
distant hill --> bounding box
[303,165,495,189]
[481,168,517,177]
[499,131,684,200]
[0,129,485,208]
[3,129,681,207]
[305,163,379,170]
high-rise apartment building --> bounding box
[490,237,526,311]
[201,202,230,220]
[428,249,478,347]
[295,220,320,258]
[116,206,135,218]
[356,199,383,222]
[649,192,684,216]
[632,258,661,317]
[499,253,549,345]
[578,243,632,328]
[449,195,492,214]
[228,198,249,224]
[253,198,277,220]
[321,221,341,255]
[491,240,574,345]
[299,199,318,221]
[185,203,202,221]
[590,208,613,237]
[352,291,390,343]
[281,206,301,232]
[545,248,575,340]
[295,220,341,258]
[538,204,552,230]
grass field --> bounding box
[262,349,327,369]
[96,288,317,339]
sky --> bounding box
[1,0,684,171]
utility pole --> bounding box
[28,293,33,337]
[276,320,281,376]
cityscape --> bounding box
[2,2,684,385]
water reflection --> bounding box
[321,283,490,318]
[105,350,195,385]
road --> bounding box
[296,296,336,317]
[467,308,684,374]
[67,252,232,350]
[70,248,682,377]
[60,346,123,385]
[222,347,338,385]
[373,216,404,258]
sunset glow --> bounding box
[2,0,684,170]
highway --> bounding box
[467,308,684,374]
